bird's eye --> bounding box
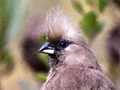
[57,40,70,50]
[59,42,66,47]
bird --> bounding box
[38,7,115,90]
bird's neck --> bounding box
[49,54,66,70]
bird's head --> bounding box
[38,7,95,69]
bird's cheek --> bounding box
[64,46,71,52]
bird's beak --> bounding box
[38,42,55,54]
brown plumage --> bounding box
[38,7,115,90]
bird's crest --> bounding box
[46,6,80,43]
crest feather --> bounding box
[46,6,79,42]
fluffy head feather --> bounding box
[44,6,100,70]
[46,6,85,45]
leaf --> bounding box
[72,1,84,14]
[81,11,103,40]
[97,0,107,12]
[36,72,47,82]
[38,53,49,69]
[1,48,13,64]
[41,34,46,44]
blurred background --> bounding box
[0,0,120,90]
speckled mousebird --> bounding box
[38,7,115,90]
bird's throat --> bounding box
[49,55,59,68]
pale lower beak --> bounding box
[38,42,55,54]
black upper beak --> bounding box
[38,42,55,54]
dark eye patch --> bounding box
[56,40,72,50]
